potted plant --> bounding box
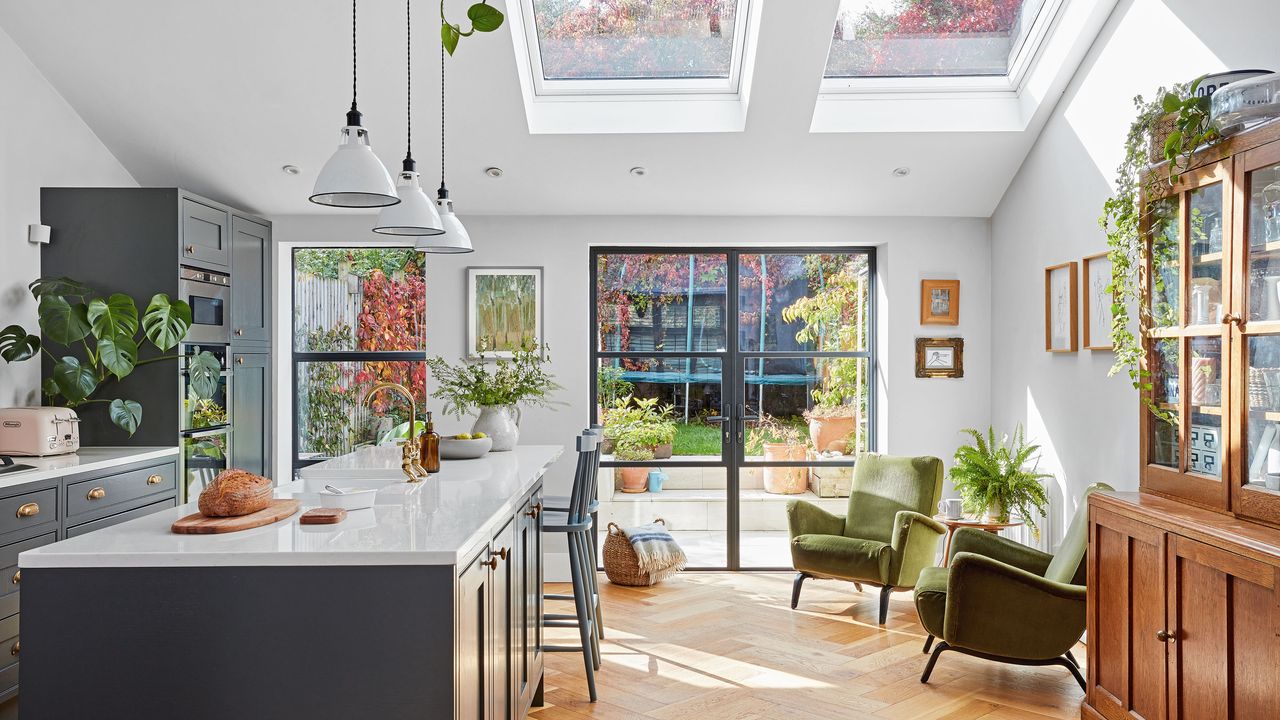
[614,441,653,494]
[746,414,807,495]
[0,277,212,437]
[949,426,1053,536]
[425,342,560,452]
[596,364,633,423]
[602,396,677,459]
[804,358,861,452]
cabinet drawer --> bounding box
[67,463,175,520]
[0,532,55,620]
[67,497,177,539]
[0,488,57,540]
[0,613,18,699]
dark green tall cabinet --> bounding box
[40,188,274,485]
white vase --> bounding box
[986,499,1005,522]
[472,405,520,452]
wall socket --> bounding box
[28,224,50,244]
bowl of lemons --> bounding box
[439,432,493,460]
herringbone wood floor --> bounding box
[534,573,1084,720]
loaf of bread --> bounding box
[198,469,273,517]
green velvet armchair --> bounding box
[914,482,1112,691]
[787,454,946,624]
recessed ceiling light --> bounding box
[892,167,911,177]
[630,167,647,177]
[282,164,301,176]
[484,167,503,178]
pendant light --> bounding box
[310,0,400,208]
[416,42,473,253]
[374,0,444,235]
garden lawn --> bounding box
[672,422,721,456]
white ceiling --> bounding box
[0,0,1096,219]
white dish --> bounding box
[440,436,493,460]
[318,487,377,510]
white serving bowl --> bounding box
[440,435,493,460]
[318,487,378,510]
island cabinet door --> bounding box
[516,490,544,713]
[1088,506,1169,720]
[490,518,518,720]
[457,548,492,720]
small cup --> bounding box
[938,498,964,520]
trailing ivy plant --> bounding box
[440,0,504,55]
[0,277,216,436]
[1100,76,1220,425]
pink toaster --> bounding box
[0,407,81,456]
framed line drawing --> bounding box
[1082,252,1113,351]
[915,337,964,378]
[1045,261,1078,353]
[467,267,544,359]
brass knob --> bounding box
[526,503,543,518]
[235,328,244,336]
[11,570,19,585]
[1156,629,1175,643]
[147,474,163,485]
[495,547,509,561]
[482,557,499,570]
[236,357,245,365]
[9,641,17,656]
[15,503,39,518]
[86,486,106,501]
[185,244,195,254]
[1222,313,1244,327]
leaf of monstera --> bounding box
[97,335,139,379]
[28,276,95,299]
[467,3,504,32]
[188,350,221,399]
[0,325,40,362]
[141,294,193,351]
[109,399,143,436]
[51,356,98,402]
[38,295,92,345]
[87,293,139,340]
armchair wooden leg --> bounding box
[791,572,808,609]
[920,641,950,683]
[878,585,893,625]
[922,635,934,654]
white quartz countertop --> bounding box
[20,444,563,569]
[0,446,178,492]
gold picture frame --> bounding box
[915,337,964,378]
[920,279,960,325]
[1045,262,1079,353]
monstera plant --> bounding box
[0,277,219,436]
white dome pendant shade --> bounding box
[374,158,444,235]
[415,184,472,253]
[310,110,400,208]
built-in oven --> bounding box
[181,344,230,434]
[179,266,230,345]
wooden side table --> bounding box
[932,515,1024,565]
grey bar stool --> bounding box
[541,431,600,702]
[543,425,604,642]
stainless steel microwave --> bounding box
[179,266,230,344]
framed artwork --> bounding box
[915,337,964,378]
[1045,261,1078,353]
[466,267,544,359]
[1082,253,1113,351]
[920,279,960,325]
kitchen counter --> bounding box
[19,444,562,568]
[0,446,177,492]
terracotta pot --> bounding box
[763,443,807,494]
[619,467,648,494]
[808,414,856,453]
[601,437,615,454]
[651,442,673,459]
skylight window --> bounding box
[824,0,1051,79]
[520,0,752,95]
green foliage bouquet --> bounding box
[950,426,1053,534]
[426,342,561,418]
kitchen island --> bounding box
[18,444,561,720]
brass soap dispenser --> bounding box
[420,411,441,474]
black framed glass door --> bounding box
[591,247,875,570]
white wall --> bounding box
[989,0,1280,538]
[0,25,135,405]
[272,214,992,575]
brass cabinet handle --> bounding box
[10,570,19,585]
[1156,629,1176,643]
[494,547,509,561]
[185,244,195,254]
[9,641,17,657]
[525,502,543,518]
[236,357,245,365]
[15,503,39,519]
[482,557,499,570]
[1222,313,1244,327]
[86,486,106,501]
[235,328,244,336]
[147,474,163,485]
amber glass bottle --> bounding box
[420,411,441,474]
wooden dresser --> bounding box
[1085,120,1280,719]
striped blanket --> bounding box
[625,520,687,582]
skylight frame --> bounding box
[819,0,1066,95]
[518,0,756,98]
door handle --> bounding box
[1156,629,1176,643]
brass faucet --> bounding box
[361,382,428,482]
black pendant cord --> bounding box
[440,41,448,194]
[404,0,413,167]
[348,0,361,125]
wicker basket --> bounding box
[603,519,665,586]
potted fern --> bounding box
[949,426,1052,535]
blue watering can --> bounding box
[647,468,667,493]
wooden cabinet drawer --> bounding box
[66,463,175,520]
[0,532,55,620]
[0,488,57,540]
[66,497,177,539]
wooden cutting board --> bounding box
[171,499,301,534]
